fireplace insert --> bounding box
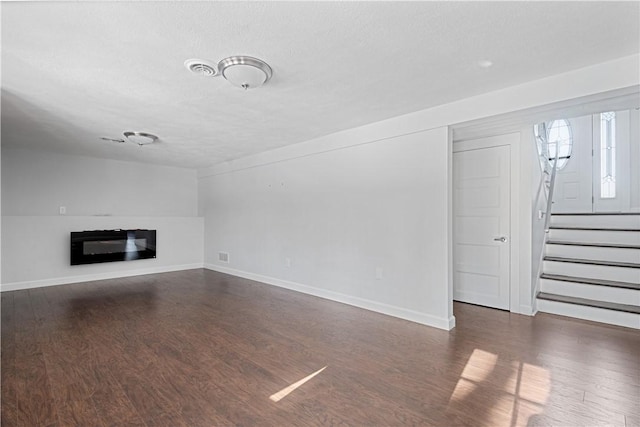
[70,229,156,265]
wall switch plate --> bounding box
[375,267,383,280]
[285,257,291,268]
[59,206,66,215]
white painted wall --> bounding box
[630,108,640,211]
[2,148,197,216]
[1,148,203,290]
[0,140,2,286]
[1,216,203,290]
[516,131,535,314]
[200,127,454,330]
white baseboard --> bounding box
[0,263,204,292]
[204,263,455,331]
[518,305,535,316]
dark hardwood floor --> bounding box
[1,269,639,426]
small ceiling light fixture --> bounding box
[477,59,493,69]
[217,56,272,90]
[123,131,159,146]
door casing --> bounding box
[452,133,522,313]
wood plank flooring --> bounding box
[1,269,639,426]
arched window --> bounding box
[534,119,573,172]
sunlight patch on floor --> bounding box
[450,349,498,401]
[449,349,551,426]
[269,366,327,402]
[460,349,499,382]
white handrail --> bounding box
[544,146,561,232]
[533,137,561,304]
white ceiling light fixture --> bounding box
[217,56,273,90]
[123,131,159,146]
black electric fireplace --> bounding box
[70,229,156,265]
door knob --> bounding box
[493,237,507,242]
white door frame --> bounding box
[452,133,522,314]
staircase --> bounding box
[536,212,640,329]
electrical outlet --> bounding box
[285,257,291,268]
[375,267,383,280]
[59,206,67,215]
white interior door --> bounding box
[453,143,510,310]
[551,115,593,213]
[592,110,632,212]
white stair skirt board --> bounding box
[539,278,640,306]
[550,214,640,229]
[547,229,640,245]
[545,244,640,264]
[542,260,640,283]
[537,298,640,329]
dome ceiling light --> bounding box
[184,55,273,90]
[123,131,159,146]
[217,56,272,90]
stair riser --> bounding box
[537,299,640,329]
[545,245,640,264]
[543,261,640,283]
[539,279,640,306]
[548,229,640,246]
[550,215,640,229]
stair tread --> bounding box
[540,273,640,290]
[549,226,640,231]
[546,240,640,249]
[544,256,640,269]
[537,292,640,314]
[551,212,640,216]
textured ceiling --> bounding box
[2,1,639,169]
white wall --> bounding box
[200,127,454,330]
[3,149,197,217]
[0,140,2,286]
[1,148,203,290]
[1,216,203,290]
[630,108,640,211]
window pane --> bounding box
[546,120,572,170]
[600,112,616,198]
